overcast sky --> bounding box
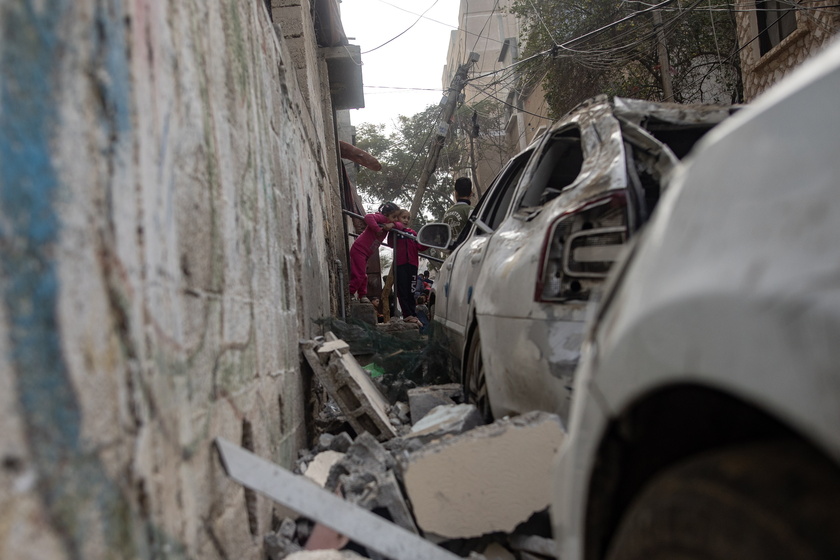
[340,0,461,130]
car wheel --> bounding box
[464,329,493,423]
[605,440,840,560]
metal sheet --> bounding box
[214,438,463,560]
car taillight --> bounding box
[536,193,628,302]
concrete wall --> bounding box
[736,0,840,100]
[0,1,339,558]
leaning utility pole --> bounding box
[652,9,674,101]
[408,53,479,221]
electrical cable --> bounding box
[361,0,440,54]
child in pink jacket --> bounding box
[349,202,404,303]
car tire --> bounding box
[464,328,493,423]
[605,439,840,560]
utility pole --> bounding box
[408,53,479,221]
[652,9,674,101]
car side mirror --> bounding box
[417,223,452,250]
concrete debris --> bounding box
[302,335,397,441]
[324,433,418,535]
[405,403,483,444]
[303,451,345,487]
[316,431,354,453]
[265,531,303,560]
[509,534,556,558]
[407,384,462,425]
[348,301,378,325]
[400,411,566,539]
[216,438,461,560]
[317,339,351,360]
[393,401,410,424]
[265,518,306,560]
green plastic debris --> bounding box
[363,362,386,378]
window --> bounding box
[519,128,584,208]
[757,0,797,55]
[479,151,531,231]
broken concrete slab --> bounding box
[317,339,350,361]
[302,335,397,441]
[407,383,462,425]
[303,450,345,487]
[399,411,565,539]
[215,437,462,560]
[405,403,483,444]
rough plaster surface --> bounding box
[0,1,340,559]
[401,412,565,539]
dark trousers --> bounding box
[396,264,418,317]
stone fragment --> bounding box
[323,433,418,535]
[400,411,565,539]
[278,517,297,540]
[303,450,345,487]
[265,531,302,560]
[405,404,482,444]
[328,432,354,453]
[407,384,462,425]
[393,401,410,424]
[509,534,556,558]
[316,433,335,452]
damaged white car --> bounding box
[553,40,840,560]
[420,96,735,422]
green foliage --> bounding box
[354,105,465,225]
[509,0,742,116]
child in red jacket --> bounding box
[349,202,403,303]
[393,209,427,321]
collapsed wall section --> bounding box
[0,1,337,559]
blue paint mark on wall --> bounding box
[0,2,137,558]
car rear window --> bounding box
[519,128,584,208]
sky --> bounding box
[339,0,461,130]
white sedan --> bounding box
[553,40,840,560]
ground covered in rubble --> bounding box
[247,318,565,560]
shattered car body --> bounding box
[427,96,735,422]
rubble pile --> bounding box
[217,334,565,560]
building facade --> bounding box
[442,0,551,195]
[736,0,840,99]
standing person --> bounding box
[348,202,404,303]
[442,177,474,239]
[393,209,427,322]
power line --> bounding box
[361,0,440,54]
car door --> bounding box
[440,150,533,357]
